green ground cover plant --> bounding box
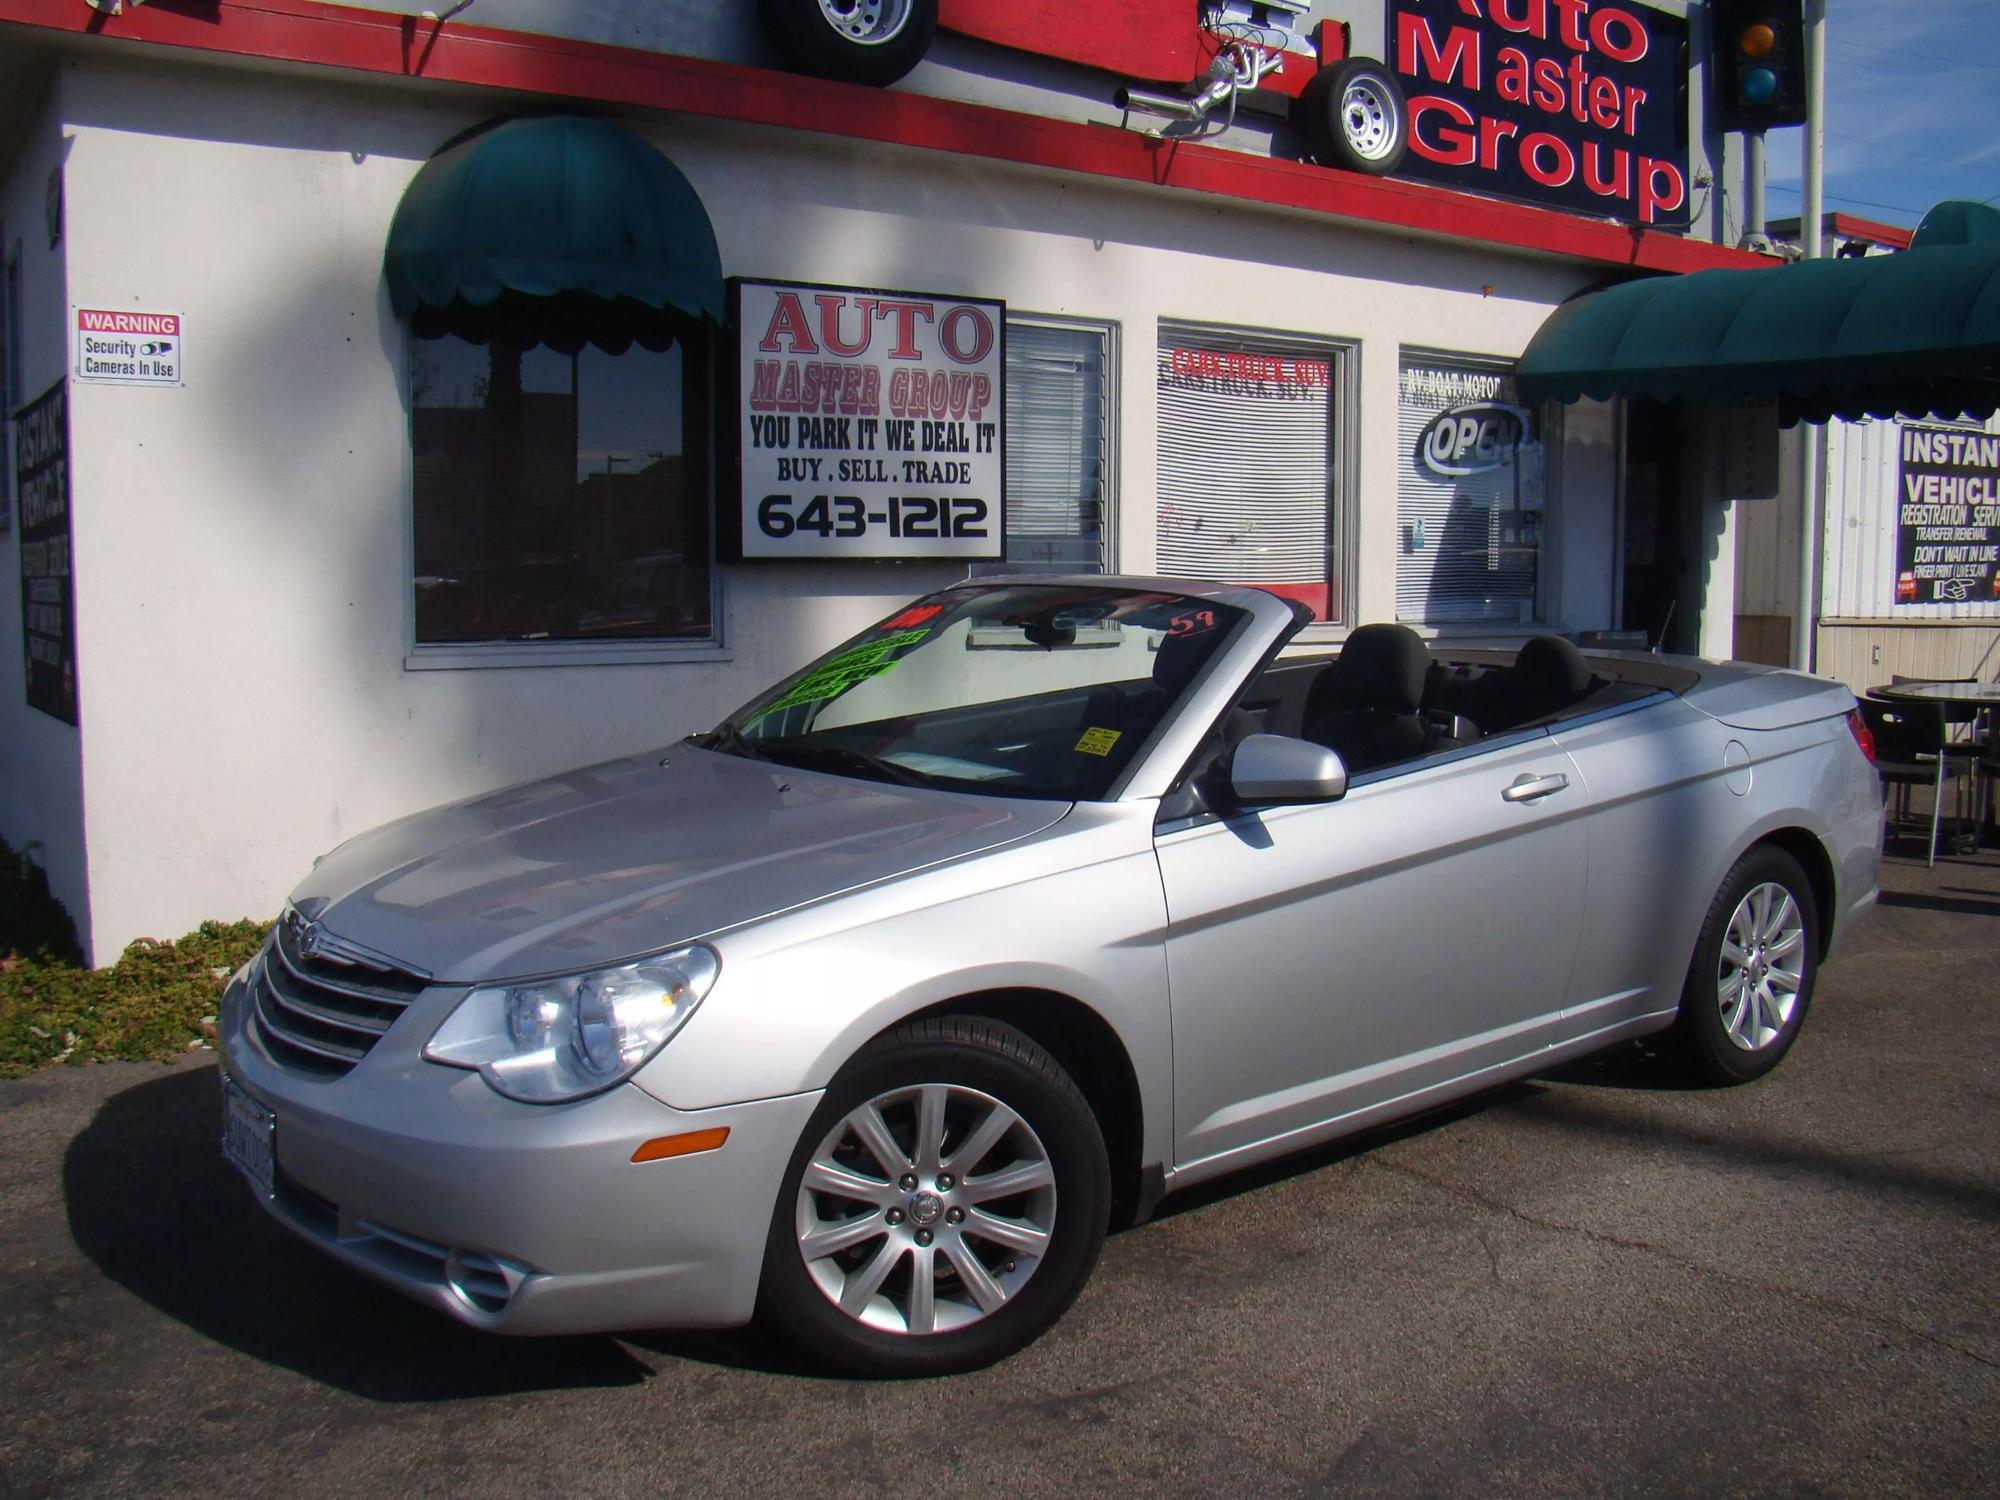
[1,837,265,1079]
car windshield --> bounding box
[705,584,1251,800]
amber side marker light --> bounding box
[631,1127,730,1164]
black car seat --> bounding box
[1303,623,1438,774]
[1074,624,1224,755]
[1480,635,1594,733]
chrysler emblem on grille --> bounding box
[280,907,433,984]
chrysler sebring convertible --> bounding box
[218,578,1882,1375]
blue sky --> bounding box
[1760,0,2000,229]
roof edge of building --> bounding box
[0,0,1773,278]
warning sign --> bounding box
[74,308,183,386]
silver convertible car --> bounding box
[218,578,1882,1375]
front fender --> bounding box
[628,802,1175,1170]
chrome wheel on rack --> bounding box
[758,0,939,87]
[1292,58,1410,176]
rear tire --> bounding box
[756,0,939,88]
[1671,846,1819,1085]
[759,1016,1109,1377]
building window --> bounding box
[988,317,1113,573]
[410,335,710,648]
[1395,351,1547,626]
[1155,323,1354,621]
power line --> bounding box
[1764,183,1928,215]
[1827,35,2000,77]
[1822,127,1980,163]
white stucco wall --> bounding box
[35,49,1610,960]
[0,74,88,939]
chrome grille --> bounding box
[250,910,431,1077]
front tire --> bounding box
[1671,846,1820,1085]
[759,1016,1109,1377]
[756,0,939,88]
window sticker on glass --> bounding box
[879,603,945,631]
[757,629,931,717]
[1074,727,1122,757]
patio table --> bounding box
[1869,680,2000,849]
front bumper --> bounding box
[217,970,821,1336]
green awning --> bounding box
[385,114,725,354]
[1516,201,2000,426]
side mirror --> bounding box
[1227,734,1349,806]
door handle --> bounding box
[1502,772,1570,804]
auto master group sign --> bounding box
[1391,0,1689,226]
[731,278,1005,562]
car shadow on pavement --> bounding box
[1537,1039,1709,1092]
[1502,1087,2000,1224]
[621,1324,838,1378]
[1876,888,2000,919]
[1144,1085,1542,1222]
[64,1063,659,1402]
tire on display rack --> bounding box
[1670,844,1821,1086]
[758,1015,1110,1377]
[756,0,940,88]
[1292,57,1410,176]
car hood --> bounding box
[288,746,1070,982]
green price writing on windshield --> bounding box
[757,629,931,717]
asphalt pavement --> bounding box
[2,837,1995,1498]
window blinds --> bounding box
[1155,334,1332,599]
[1002,321,1107,570]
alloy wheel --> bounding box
[1717,881,1806,1051]
[795,1082,1057,1335]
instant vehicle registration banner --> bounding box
[725,278,1006,562]
[1894,423,2000,610]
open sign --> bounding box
[1417,402,1531,477]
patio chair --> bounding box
[1890,675,1989,759]
[1859,695,1968,867]
[1982,738,2000,851]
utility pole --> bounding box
[1794,0,1826,672]
[1746,131,1766,240]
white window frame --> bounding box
[1394,345,1554,634]
[973,311,1119,577]
[1155,318,1360,633]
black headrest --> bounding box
[1515,635,1591,700]
[1332,623,1431,715]
[1152,629,1211,693]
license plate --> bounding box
[221,1076,276,1200]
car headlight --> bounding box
[423,945,719,1104]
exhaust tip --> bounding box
[444,1248,517,1314]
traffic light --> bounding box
[1711,0,1807,132]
